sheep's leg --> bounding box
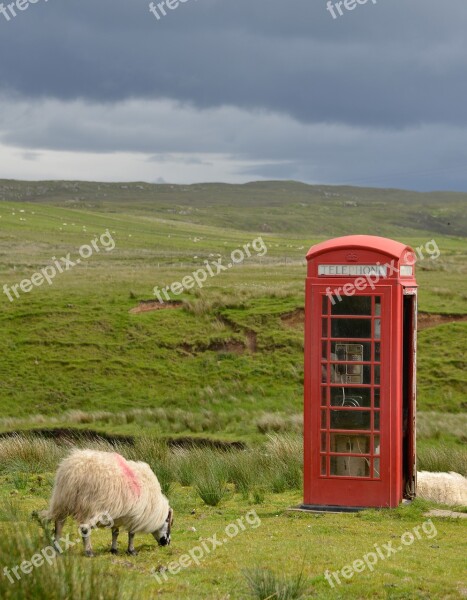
[80,524,94,557]
[110,527,119,554]
[53,519,65,553]
[127,532,137,556]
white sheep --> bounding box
[417,471,467,506]
[45,449,173,556]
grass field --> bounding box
[0,179,466,598]
[0,436,466,600]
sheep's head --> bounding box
[153,507,173,546]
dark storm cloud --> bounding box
[2,97,465,191]
[0,0,466,190]
[0,0,466,128]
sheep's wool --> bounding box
[47,449,169,533]
[417,471,467,506]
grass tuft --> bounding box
[0,436,64,475]
[243,567,309,600]
[195,470,228,506]
[417,443,467,476]
[0,524,140,600]
[193,450,229,506]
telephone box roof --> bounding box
[306,235,412,261]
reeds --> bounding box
[243,567,309,600]
[0,523,140,600]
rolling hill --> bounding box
[0,179,466,435]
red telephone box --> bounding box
[303,235,417,510]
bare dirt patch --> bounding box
[209,340,245,354]
[215,314,257,353]
[246,330,257,352]
[0,428,246,450]
[0,428,134,446]
[418,312,467,330]
[129,300,183,314]
[180,339,246,354]
[281,308,304,329]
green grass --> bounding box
[1,179,467,238]
[418,323,467,411]
[417,443,467,476]
[0,436,465,600]
[0,273,464,420]
[0,521,141,600]
[195,470,228,507]
[0,181,466,422]
[243,566,309,599]
[0,179,466,598]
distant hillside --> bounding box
[0,179,466,426]
[1,179,466,238]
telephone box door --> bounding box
[305,285,395,507]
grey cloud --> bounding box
[20,151,41,161]
[0,0,466,190]
[146,154,213,166]
[1,97,465,191]
[0,0,466,128]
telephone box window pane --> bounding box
[321,410,327,429]
[374,458,380,478]
[374,435,380,455]
[321,456,327,475]
[322,341,327,360]
[374,365,380,385]
[332,343,363,383]
[321,363,329,383]
[332,362,371,384]
[321,433,327,452]
[331,296,372,316]
[331,319,372,339]
[362,365,371,384]
[330,387,371,408]
[375,342,381,362]
[322,296,328,315]
[321,387,327,406]
[374,389,380,408]
[322,318,328,338]
[374,412,380,431]
[374,319,381,339]
[330,456,370,477]
[330,434,370,454]
[330,410,371,430]
[375,296,381,316]
[331,341,371,362]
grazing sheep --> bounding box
[45,449,173,557]
[417,471,467,506]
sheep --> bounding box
[417,471,467,506]
[44,449,173,557]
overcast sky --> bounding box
[0,0,466,190]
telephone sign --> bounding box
[318,265,387,277]
[302,235,417,511]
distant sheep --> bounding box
[45,449,173,556]
[417,471,467,506]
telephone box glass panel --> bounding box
[320,294,381,479]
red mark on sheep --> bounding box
[114,454,141,497]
